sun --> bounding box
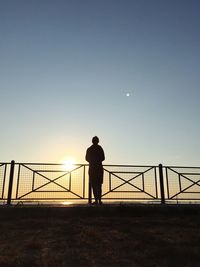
[62,158,76,171]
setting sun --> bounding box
[62,158,76,171]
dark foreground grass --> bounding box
[0,205,199,267]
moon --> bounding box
[126,93,130,97]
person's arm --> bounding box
[101,147,105,162]
[85,148,90,162]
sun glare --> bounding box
[62,158,76,171]
[62,201,73,205]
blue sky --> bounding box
[0,0,200,165]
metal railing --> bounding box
[164,166,200,202]
[0,161,200,205]
[0,162,8,201]
[101,165,160,201]
[15,163,86,201]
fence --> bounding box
[0,161,200,205]
[164,166,200,203]
[0,163,8,201]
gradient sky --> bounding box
[1,0,200,166]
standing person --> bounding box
[86,136,105,205]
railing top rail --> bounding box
[16,162,87,166]
[164,166,200,169]
[104,164,157,167]
[2,162,200,169]
[15,162,157,168]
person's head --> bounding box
[92,136,99,145]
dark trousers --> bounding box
[91,181,102,202]
[89,166,103,202]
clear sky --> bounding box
[0,0,200,166]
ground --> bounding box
[0,204,199,267]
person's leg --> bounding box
[89,170,98,204]
[92,183,98,204]
[98,168,103,204]
[97,183,102,204]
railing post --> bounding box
[159,164,165,204]
[88,180,92,204]
[7,160,15,205]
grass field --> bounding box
[0,204,199,267]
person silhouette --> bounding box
[86,136,105,205]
